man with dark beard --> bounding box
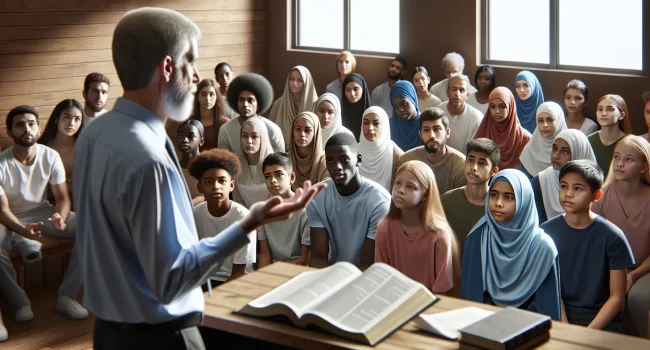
[0,105,87,340]
[398,107,466,195]
[73,8,324,349]
[370,56,407,116]
[82,72,110,124]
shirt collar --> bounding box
[112,97,167,142]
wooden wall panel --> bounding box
[0,0,268,149]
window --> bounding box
[482,0,644,73]
[293,0,400,55]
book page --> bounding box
[247,262,362,317]
[307,263,434,334]
[414,307,494,340]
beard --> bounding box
[13,132,37,147]
[388,71,400,80]
[86,100,104,113]
[424,139,445,153]
[166,72,196,122]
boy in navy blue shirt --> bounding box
[541,160,634,332]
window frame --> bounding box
[292,0,400,57]
[480,0,645,75]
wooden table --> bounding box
[203,262,650,350]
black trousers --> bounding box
[93,315,205,350]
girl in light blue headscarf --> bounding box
[461,169,561,320]
[514,71,545,134]
[389,81,421,151]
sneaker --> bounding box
[15,306,33,322]
[11,236,42,263]
[55,296,88,319]
[0,321,7,341]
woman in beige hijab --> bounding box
[269,66,318,149]
[290,112,329,189]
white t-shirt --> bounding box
[578,118,599,135]
[370,82,394,118]
[418,94,443,111]
[217,116,286,154]
[438,101,484,154]
[429,76,478,102]
[466,93,488,115]
[0,144,65,215]
[193,201,256,281]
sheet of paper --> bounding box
[415,307,494,340]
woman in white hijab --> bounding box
[520,101,568,178]
[531,129,596,223]
[314,93,353,150]
[269,65,319,149]
[358,106,403,192]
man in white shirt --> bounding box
[82,72,110,124]
[437,74,484,154]
[429,52,477,102]
[218,73,285,153]
[370,56,407,116]
[0,106,87,330]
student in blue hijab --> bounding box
[389,80,421,151]
[461,169,561,320]
[514,70,545,134]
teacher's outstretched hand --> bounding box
[241,180,326,232]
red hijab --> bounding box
[474,87,531,169]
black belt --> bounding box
[97,312,203,333]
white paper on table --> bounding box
[414,307,494,340]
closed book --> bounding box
[459,307,551,350]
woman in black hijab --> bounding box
[341,73,370,141]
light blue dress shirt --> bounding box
[73,98,249,323]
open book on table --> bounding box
[235,262,438,346]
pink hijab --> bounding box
[474,87,531,169]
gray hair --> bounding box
[112,7,201,91]
[446,73,470,90]
[441,52,465,73]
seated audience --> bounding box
[592,136,650,337]
[214,62,239,120]
[290,112,329,189]
[438,74,483,154]
[399,107,466,195]
[308,133,391,269]
[389,80,421,151]
[371,56,407,116]
[461,169,561,320]
[375,160,458,295]
[314,93,353,149]
[82,72,110,124]
[564,80,598,135]
[218,73,285,154]
[542,160,634,332]
[0,106,88,325]
[177,119,206,205]
[474,87,531,170]
[269,66,318,149]
[641,91,650,142]
[341,73,370,142]
[326,51,356,102]
[520,101,568,178]
[38,99,85,202]
[358,106,403,192]
[442,138,500,257]
[234,118,273,208]
[192,79,230,152]
[188,149,256,288]
[467,65,495,114]
[429,52,477,101]
[514,70,545,134]
[531,129,596,223]
[412,66,442,110]
[258,153,310,267]
[588,94,632,177]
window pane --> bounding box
[488,0,550,64]
[559,0,642,70]
[297,0,344,49]
[350,0,400,53]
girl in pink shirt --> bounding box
[375,160,459,295]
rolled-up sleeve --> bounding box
[124,161,250,304]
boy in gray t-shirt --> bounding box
[308,133,391,269]
[259,153,310,267]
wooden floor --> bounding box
[0,290,93,350]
